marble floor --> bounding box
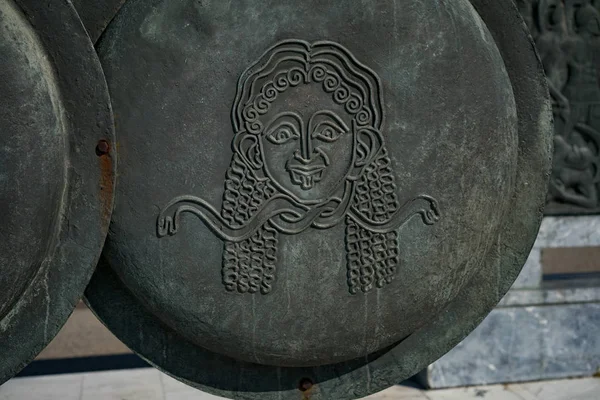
[0,369,598,400]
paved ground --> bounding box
[0,368,598,400]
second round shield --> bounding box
[85,0,552,398]
[0,0,115,384]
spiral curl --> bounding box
[356,108,372,126]
[262,83,278,101]
[253,95,270,114]
[333,84,351,104]
[287,67,306,86]
[310,65,327,82]
[274,71,290,91]
[323,74,341,93]
[345,94,363,114]
[245,119,263,135]
[243,104,259,121]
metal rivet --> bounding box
[96,140,110,156]
[299,378,313,392]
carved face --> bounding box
[231,41,386,207]
[258,83,356,203]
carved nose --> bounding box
[293,150,314,165]
[293,148,331,167]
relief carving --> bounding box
[157,40,440,294]
[518,0,600,213]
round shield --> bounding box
[85,0,551,398]
[0,0,115,384]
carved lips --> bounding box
[287,163,327,189]
[286,147,330,190]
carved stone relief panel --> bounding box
[518,0,600,214]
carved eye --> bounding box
[312,120,346,143]
[266,123,300,145]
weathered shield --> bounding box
[85,0,552,398]
[0,0,115,384]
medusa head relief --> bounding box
[157,39,440,295]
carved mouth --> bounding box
[288,164,326,190]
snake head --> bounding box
[419,196,441,225]
[157,215,177,237]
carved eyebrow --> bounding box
[263,111,304,135]
[309,110,350,133]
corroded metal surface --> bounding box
[85,0,551,398]
[518,0,600,215]
[0,0,115,384]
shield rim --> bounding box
[0,0,116,384]
[85,0,552,398]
